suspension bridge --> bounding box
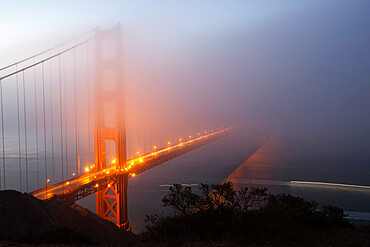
[0,24,233,230]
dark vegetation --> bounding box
[141,181,370,246]
[0,185,368,246]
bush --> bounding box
[320,205,352,228]
[142,181,353,245]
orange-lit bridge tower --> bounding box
[94,25,129,230]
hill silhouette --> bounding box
[0,190,135,245]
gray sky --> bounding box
[1,1,370,169]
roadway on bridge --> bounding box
[31,127,231,200]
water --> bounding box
[77,128,370,233]
[3,128,369,232]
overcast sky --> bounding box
[1,1,370,169]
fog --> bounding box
[1,0,370,188]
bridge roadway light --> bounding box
[46,179,50,199]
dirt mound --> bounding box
[0,190,135,245]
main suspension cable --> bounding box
[0,29,95,72]
[0,39,93,81]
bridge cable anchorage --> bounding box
[22,71,29,192]
[49,56,55,185]
[42,63,47,189]
[16,66,22,191]
[0,28,95,72]
[0,80,3,190]
[0,39,93,81]
[33,58,39,188]
[58,55,64,184]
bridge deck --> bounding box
[31,127,232,203]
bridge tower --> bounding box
[94,25,129,230]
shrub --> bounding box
[142,181,352,244]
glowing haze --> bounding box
[1,0,370,173]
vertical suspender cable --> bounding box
[42,63,47,184]
[16,67,22,191]
[86,44,91,167]
[58,55,64,182]
[149,121,152,156]
[77,82,80,175]
[49,60,55,184]
[34,58,39,188]
[73,49,79,181]
[22,71,29,191]
[129,122,132,159]
[0,80,4,189]
[132,122,134,158]
[0,81,1,190]
[144,126,146,154]
[64,60,68,179]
